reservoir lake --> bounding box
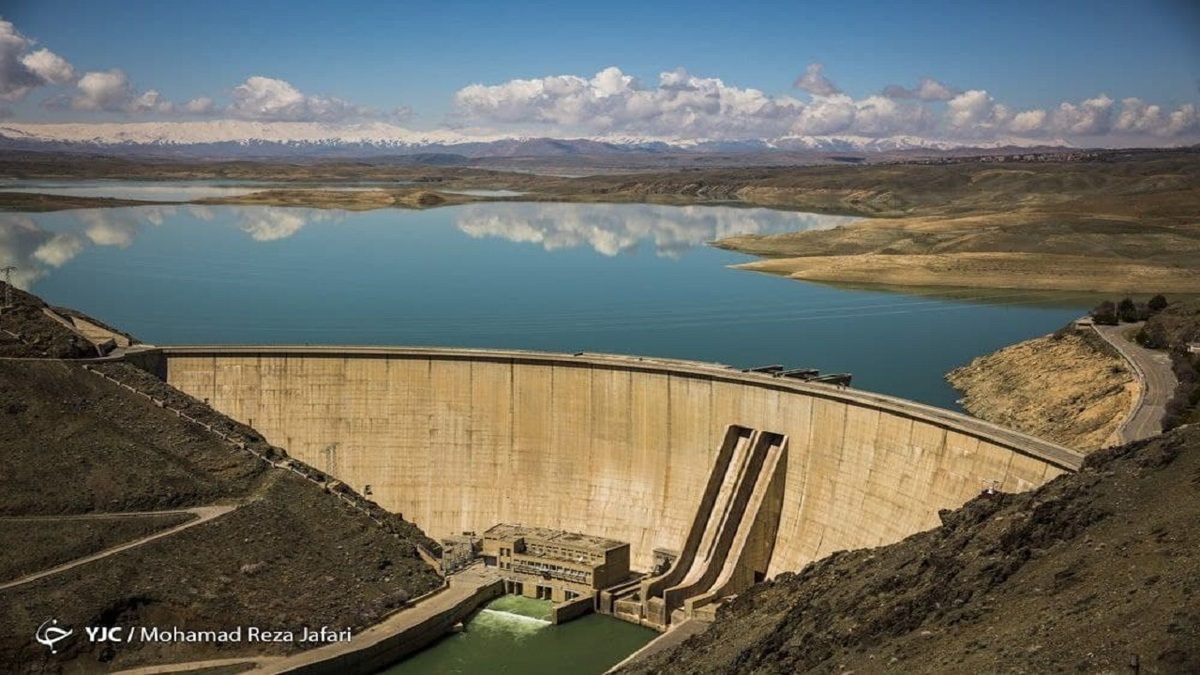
[8,199,1092,411]
[4,197,1094,672]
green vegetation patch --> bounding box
[1137,299,1200,429]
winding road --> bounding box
[1092,323,1177,443]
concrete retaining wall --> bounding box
[137,346,1081,577]
[281,579,502,675]
[552,595,595,624]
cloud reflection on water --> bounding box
[235,207,341,242]
[454,203,858,258]
[0,205,342,288]
[0,214,69,287]
[2,202,850,289]
[78,206,175,247]
[0,206,178,287]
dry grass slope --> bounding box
[947,330,1137,451]
[713,153,1200,292]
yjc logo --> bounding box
[85,626,124,642]
[35,619,73,654]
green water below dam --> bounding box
[380,596,656,674]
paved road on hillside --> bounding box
[1093,323,1177,443]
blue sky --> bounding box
[1,0,1198,144]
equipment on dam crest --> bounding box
[743,364,850,386]
[780,367,820,379]
[810,373,852,386]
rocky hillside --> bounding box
[0,286,114,359]
[0,290,444,672]
[622,423,1200,674]
[947,329,1136,451]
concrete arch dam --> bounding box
[127,346,1082,579]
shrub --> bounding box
[1117,297,1139,323]
[1092,300,1119,325]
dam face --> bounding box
[131,346,1080,575]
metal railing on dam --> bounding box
[124,345,1082,577]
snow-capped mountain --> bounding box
[0,121,1073,158]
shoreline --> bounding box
[729,252,1200,294]
[945,328,1138,452]
[4,150,1199,294]
[4,187,1196,295]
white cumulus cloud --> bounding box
[1008,109,1048,134]
[454,66,809,139]
[71,70,130,111]
[451,67,1200,145]
[22,48,73,84]
[933,91,1198,141]
[791,94,856,135]
[66,69,172,114]
[1107,99,1198,138]
[882,78,960,101]
[793,62,840,96]
[227,76,366,122]
[1049,94,1115,135]
[182,96,215,114]
[0,19,73,102]
[947,90,993,128]
[851,95,934,135]
[1163,104,1199,137]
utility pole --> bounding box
[0,266,15,317]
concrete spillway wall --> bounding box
[131,346,1081,576]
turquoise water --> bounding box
[3,200,1093,409]
[381,597,656,674]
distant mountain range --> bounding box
[0,121,1079,161]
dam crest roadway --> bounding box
[122,345,1082,624]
